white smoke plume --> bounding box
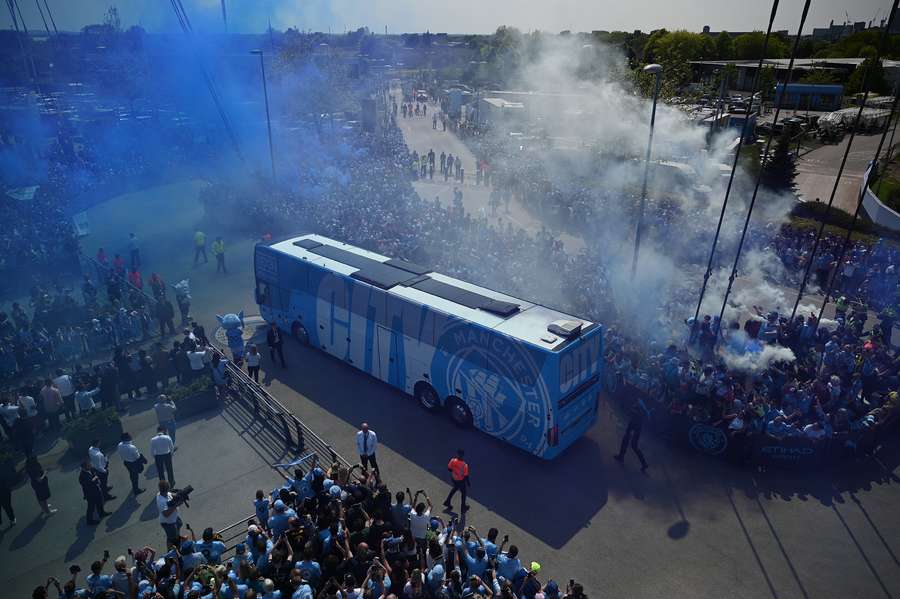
[482,34,801,343]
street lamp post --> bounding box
[251,49,276,183]
[630,63,663,279]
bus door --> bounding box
[375,325,401,387]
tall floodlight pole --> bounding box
[251,49,276,183]
[630,63,663,279]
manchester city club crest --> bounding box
[688,423,728,455]
[433,322,550,455]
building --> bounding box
[774,83,844,111]
[691,58,900,92]
[811,20,868,41]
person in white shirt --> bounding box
[88,440,115,500]
[187,347,207,379]
[156,479,181,546]
[356,423,379,475]
[1,399,21,431]
[154,395,178,445]
[245,344,262,383]
[150,427,175,484]
[117,432,145,495]
[409,491,433,561]
[52,369,76,421]
[16,393,37,418]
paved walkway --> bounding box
[0,397,288,598]
[394,93,580,244]
[794,132,882,212]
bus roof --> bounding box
[263,234,597,351]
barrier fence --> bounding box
[207,341,351,553]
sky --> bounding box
[1,0,890,36]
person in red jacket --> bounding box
[112,254,126,277]
[128,268,143,290]
[443,449,471,513]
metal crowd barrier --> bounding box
[207,341,351,554]
[210,341,350,469]
[82,255,161,312]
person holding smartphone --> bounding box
[85,552,113,596]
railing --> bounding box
[82,254,161,311]
[216,343,349,468]
[207,343,350,553]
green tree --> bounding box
[763,129,797,192]
[799,69,841,85]
[715,31,734,60]
[640,30,715,92]
[757,65,777,100]
[846,58,888,95]
[642,29,669,63]
[734,31,787,59]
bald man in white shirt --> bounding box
[356,422,379,475]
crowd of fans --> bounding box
[0,185,81,296]
[0,264,181,381]
[31,456,585,599]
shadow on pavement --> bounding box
[65,517,97,562]
[11,514,49,550]
[105,494,142,532]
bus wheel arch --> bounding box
[414,382,441,411]
[447,396,473,428]
[290,321,309,346]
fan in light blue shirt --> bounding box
[496,546,522,581]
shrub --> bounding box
[61,408,123,454]
[161,377,211,404]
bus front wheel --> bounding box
[448,397,473,428]
[291,322,309,346]
[415,382,440,411]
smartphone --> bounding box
[104,550,110,559]
[569,579,575,588]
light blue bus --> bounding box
[254,233,603,458]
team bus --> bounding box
[254,233,603,459]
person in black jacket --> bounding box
[267,323,286,368]
[613,396,650,472]
[157,299,176,336]
[78,460,108,525]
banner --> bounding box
[752,435,824,468]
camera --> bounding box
[69,565,81,575]
[168,485,194,508]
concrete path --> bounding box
[395,94,577,244]
[0,397,290,598]
[794,132,882,212]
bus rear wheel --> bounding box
[415,382,440,411]
[448,397,473,428]
[291,322,309,346]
